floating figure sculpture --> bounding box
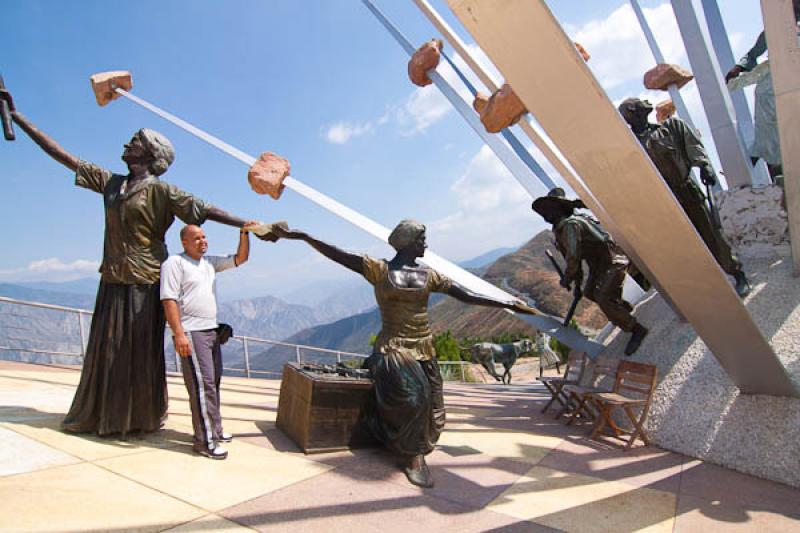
[270,220,535,488]
[618,97,751,298]
[468,338,533,385]
[0,85,277,437]
[532,189,648,356]
[725,0,800,181]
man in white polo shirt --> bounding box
[161,222,256,459]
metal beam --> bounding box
[447,0,796,396]
[760,0,800,274]
[411,0,671,311]
[361,0,552,195]
[629,0,720,195]
[701,0,772,185]
[670,0,754,188]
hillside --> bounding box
[249,229,609,371]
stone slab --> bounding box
[95,439,331,511]
[2,418,193,462]
[0,462,204,532]
[0,425,78,476]
[488,465,677,532]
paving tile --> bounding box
[0,425,79,476]
[680,460,800,517]
[95,439,331,511]
[0,462,204,532]
[536,437,685,492]
[2,417,193,461]
[488,465,677,532]
[237,421,306,454]
[439,423,564,464]
[220,468,548,533]
[674,493,800,532]
[163,513,256,532]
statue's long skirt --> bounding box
[62,282,167,436]
[364,350,445,457]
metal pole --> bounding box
[336,351,341,364]
[243,337,251,378]
[112,82,604,357]
[295,345,301,363]
[629,0,718,193]
[701,0,771,185]
[77,312,86,359]
[670,0,755,187]
[460,361,466,382]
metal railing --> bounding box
[0,296,473,381]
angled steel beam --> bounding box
[629,0,721,195]
[412,0,666,308]
[760,0,800,274]
[448,0,796,396]
[701,0,771,185]
[361,0,553,195]
[670,0,755,188]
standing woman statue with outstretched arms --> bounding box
[0,85,278,437]
[271,220,536,488]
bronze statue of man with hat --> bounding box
[532,188,648,356]
[618,97,751,298]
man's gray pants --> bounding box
[180,329,223,449]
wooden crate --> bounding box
[276,362,378,453]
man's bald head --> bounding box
[180,225,207,260]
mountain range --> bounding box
[0,237,607,372]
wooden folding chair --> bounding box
[537,351,586,414]
[586,361,658,450]
[557,356,619,425]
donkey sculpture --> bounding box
[468,338,534,385]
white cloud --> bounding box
[428,145,547,259]
[570,3,687,89]
[0,257,100,282]
[323,121,374,144]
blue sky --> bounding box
[0,1,763,300]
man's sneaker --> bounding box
[194,444,228,460]
[217,432,233,443]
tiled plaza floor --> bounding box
[1,360,798,532]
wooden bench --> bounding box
[537,351,586,414]
[586,360,658,450]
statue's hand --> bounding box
[269,222,305,240]
[700,165,716,186]
[511,300,539,315]
[725,66,743,84]
[0,88,15,112]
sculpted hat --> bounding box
[531,187,586,216]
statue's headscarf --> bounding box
[138,128,175,176]
[388,219,425,251]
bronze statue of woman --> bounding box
[0,86,276,437]
[271,220,535,488]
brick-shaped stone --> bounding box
[480,83,527,133]
[89,71,132,106]
[408,39,443,87]
[644,63,693,91]
[656,100,676,123]
[248,152,290,199]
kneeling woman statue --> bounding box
[272,220,535,488]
